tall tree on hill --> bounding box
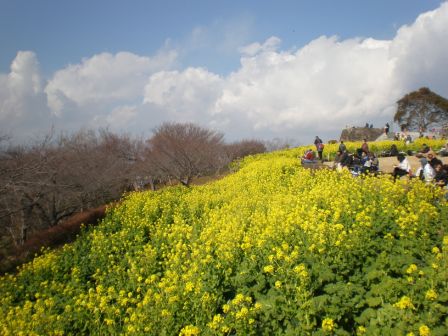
[149,122,225,186]
[394,87,448,132]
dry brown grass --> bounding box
[377,156,448,173]
[0,205,108,274]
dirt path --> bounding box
[323,156,448,173]
[377,156,448,173]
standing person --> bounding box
[393,153,411,181]
[314,136,324,161]
[339,140,347,153]
[361,139,369,155]
[384,122,390,135]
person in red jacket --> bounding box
[301,149,316,163]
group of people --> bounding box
[301,136,326,163]
[301,137,380,175]
[301,137,448,193]
[334,139,379,175]
[393,146,448,188]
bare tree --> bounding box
[0,134,55,247]
[0,129,147,250]
[224,139,266,161]
[148,122,225,186]
[264,137,299,152]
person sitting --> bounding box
[336,150,352,171]
[369,152,379,173]
[393,153,411,181]
[301,149,317,163]
[434,163,448,187]
[343,153,354,168]
[380,144,398,157]
[360,152,372,174]
[438,142,448,157]
[334,150,342,170]
[415,143,431,158]
[361,152,380,173]
[390,144,399,157]
[422,159,436,183]
[351,151,363,173]
[426,150,443,168]
[415,158,428,181]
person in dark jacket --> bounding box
[314,136,324,161]
[339,141,346,153]
[434,163,448,187]
[427,151,442,168]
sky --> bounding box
[1,0,448,145]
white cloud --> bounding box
[238,36,282,56]
[0,51,50,138]
[143,67,223,120]
[215,35,397,134]
[391,2,448,95]
[141,2,448,141]
[0,51,42,119]
[106,105,138,127]
[45,50,178,116]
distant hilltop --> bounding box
[339,127,385,142]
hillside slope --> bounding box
[1,141,447,335]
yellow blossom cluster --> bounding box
[0,140,447,335]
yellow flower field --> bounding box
[1,140,447,335]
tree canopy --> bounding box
[394,87,448,132]
[148,122,225,186]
